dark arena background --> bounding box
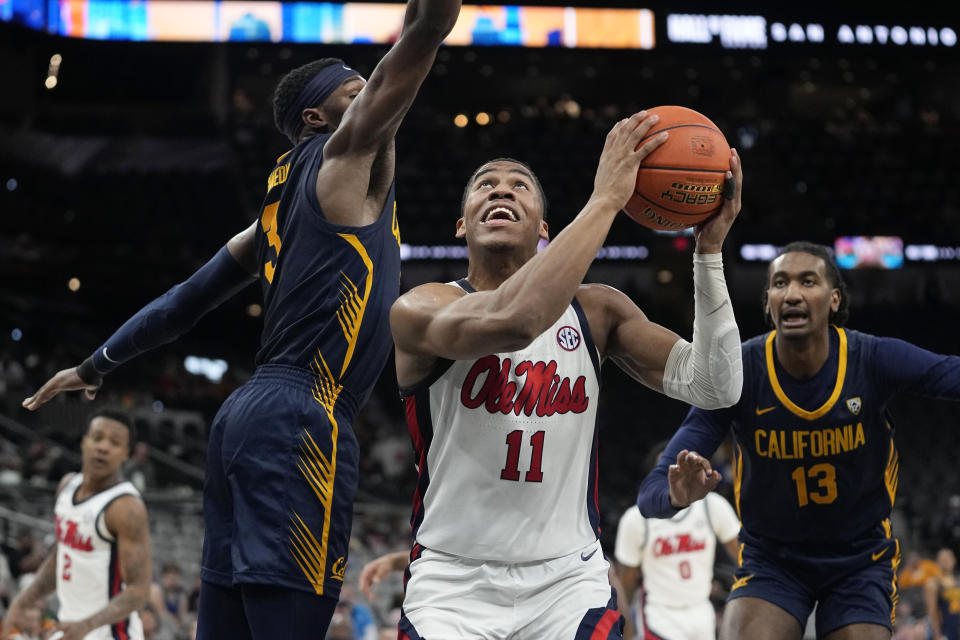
[2,1,960,638]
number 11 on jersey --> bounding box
[500,430,544,482]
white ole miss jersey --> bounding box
[614,492,740,608]
[54,473,144,640]
[401,281,602,562]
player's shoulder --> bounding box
[391,282,467,329]
[574,283,643,323]
[739,332,771,378]
[741,332,769,355]
[55,471,78,497]
[103,491,149,533]
[704,491,736,512]
[618,504,645,527]
[840,327,879,351]
[576,283,629,307]
[394,281,466,308]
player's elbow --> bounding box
[698,378,742,410]
[127,582,152,611]
[709,364,744,409]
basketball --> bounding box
[624,105,731,231]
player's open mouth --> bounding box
[481,205,519,224]
[781,309,808,327]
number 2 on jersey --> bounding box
[62,552,71,581]
[791,462,838,507]
[500,430,544,482]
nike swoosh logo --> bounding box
[731,573,754,592]
[581,548,598,562]
[872,549,887,561]
[755,406,776,415]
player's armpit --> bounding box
[226,220,260,276]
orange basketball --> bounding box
[624,106,731,231]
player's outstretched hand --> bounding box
[22,366,100,411]
[592,111,669,212]
[694,148,743,254]
[667,449,721,509]
[358,550,407,600]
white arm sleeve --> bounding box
[661,253,743,409]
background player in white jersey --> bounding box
[3,408,151,640]
[615,442,740,640]
[388,111,744,638]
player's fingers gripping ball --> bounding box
[624,106,731,231]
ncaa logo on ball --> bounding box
[557,326,581,351]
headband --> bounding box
[281,64,360,144]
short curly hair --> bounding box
[762,241,850,327]
[86,406,137,452]
[272,58,345,138]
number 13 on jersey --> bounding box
[791,462,838,506]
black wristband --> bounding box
[76,357,103,387]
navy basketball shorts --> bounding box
[729,522,900,637]
[201,364,359,600]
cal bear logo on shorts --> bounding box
[556,326,581,351]
[331,556,346,581]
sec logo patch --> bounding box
[557,326,581,351]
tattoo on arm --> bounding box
[81,498,151,632]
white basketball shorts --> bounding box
[639,600,715,640]
[398,539,623,639]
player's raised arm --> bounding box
[315,0,461,224]
[638,405,734,518]
[22,224,257,410]
[325,0,461,156]
[391,112,668,362]
[583,149,744,410]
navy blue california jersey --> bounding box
[726,328,900,542]
[253,134,401,418]
[640,327,960,544]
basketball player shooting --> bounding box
[3,409,150,640]
[639,242,960,640]
[389,111,744,638]
[21,1,462,637]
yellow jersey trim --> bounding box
[733,444,743,519]
[765,326,847,421]
[336,233,374,378]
